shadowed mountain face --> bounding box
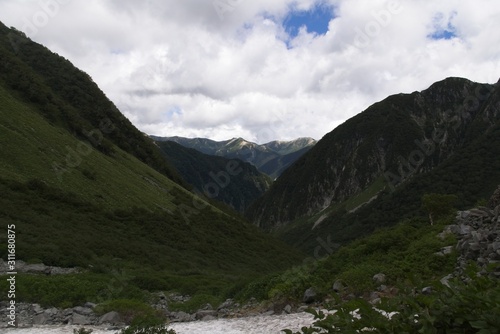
[152,136,317,179]
[156,141,272,212]
[245,77,500,252]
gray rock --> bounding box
[488,186,500,208]
[98,311,122,325]
[63,308,73,316]
[440,274,453,288]
[372,273,386,284]
[303,287,317,304]
[195,310,217,320]
[44,308,59,316]
[332,279,344,293]
[33,312,51,325]
[441,246,454,255]
[201,303,213,311]
[369,291,379,300]
[84,302,97,309]
[171,311,193,322]
[284,304,292,314]
[201,315,216,321]
[72,313,91,325]
[73,306,93,316]
[422,287,433,295]
[32,304,43,314]
[298,305,309,312]
[377,284,388,292]
[24,263,50,274]
[217,299,234,310]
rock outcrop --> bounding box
[448,188,500,278]
[0,260,79,276]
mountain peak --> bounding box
[154,135,317,179]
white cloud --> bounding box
[1,0,499,143]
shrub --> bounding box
[283,269,500,333]
[119,314,176,334]
[95,299,160,324]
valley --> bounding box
[1,18,500,334]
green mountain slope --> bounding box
[156,141,272,212]
[247,77,500,252]
[154,136,316,179]
[0,23,303,303]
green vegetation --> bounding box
[238,215,457,303]
[422,193,458,225]
[120,315,177,334]
[285,269,500,333]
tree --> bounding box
[421,193,458,225]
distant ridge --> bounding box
[152,136,317,179]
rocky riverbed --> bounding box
[2,312,316,334]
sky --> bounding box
[0,0,499,144]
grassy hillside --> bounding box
[0,22,303,308]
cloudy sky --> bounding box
[1,0,499,143]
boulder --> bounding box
[303,287,317,304]
[195,310,217,320]
[33,312,51,325]
[201,315,216,321]
[488,185,500,208]
[440,274,453,288]
[171,311,193,322]
[98,311,122,326]
[332,279,344,293]
[32,304,43,314]
[84,302,97,309]
[217,299,234,310]
[72,313,91,325]
[372,273,386,284]
[73,306,93,316]
[284,304,292,314]
[422,287,433,295]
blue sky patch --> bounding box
[165,106,182,120]
[283,3,335,38]
[429,12,458,40]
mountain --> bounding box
[153,136,317,179]
[0,22,303,303]
[155,140,272,212]
[246,77,500,252]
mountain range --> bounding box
[153,136,316,179]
